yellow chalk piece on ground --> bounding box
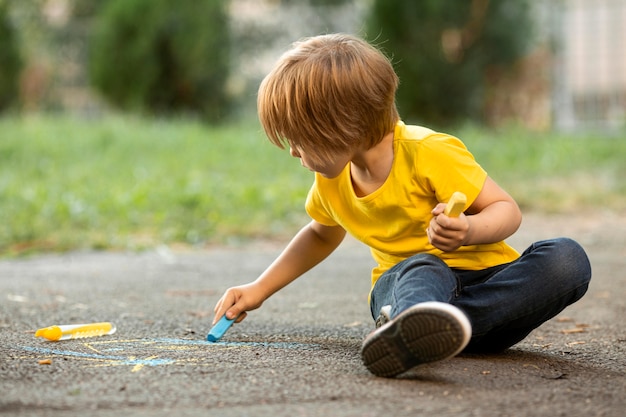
[35,322,116,341]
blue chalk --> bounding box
[207,315,236,342]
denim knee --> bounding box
[370,253,458,320]
[387,253,449,274]
[528,237,592,296]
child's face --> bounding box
[289,145,351,179]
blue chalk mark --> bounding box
[154,338,320,349]
[20,346,174,366]
[18,338,321,370]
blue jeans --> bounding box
[369,238,591,353]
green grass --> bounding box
[0,115,311,255]
[460,125,626,213]
[1,115,624,256]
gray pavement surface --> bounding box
[1,212,625,417]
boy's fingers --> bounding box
[212,292,236,324]
[213,290,251,324]
[212,310,224,326]
[435,211,465,231]
[213,283,263,324]
[431,203,446,215]
[225,298,250,321]
[225,307,240,320]
[233,311,247,323]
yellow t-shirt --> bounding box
[305,121,520,289]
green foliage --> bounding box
[0,115,311,255]
[366,0,534,128]
[0,1,22,112]
[0,115,624,256]
[89,0,231,122]
[459,125,626,212]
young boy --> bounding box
[212,33,592,378]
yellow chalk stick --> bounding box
[443,192,467,217]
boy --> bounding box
[212,34,592,378]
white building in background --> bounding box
[551,0,626,130]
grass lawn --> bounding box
[1,114,624,256]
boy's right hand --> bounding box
[212,282,267,325]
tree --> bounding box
[366,0,534,127]
[0,0,22,112]
[89,0,231,122]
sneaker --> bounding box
[375,305,392,328]
[361,301,472,378]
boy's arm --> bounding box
[212,220,346,325]
[428,176,521,252]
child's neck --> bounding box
[349,131,394,197]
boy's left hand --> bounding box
[427,204,470,252]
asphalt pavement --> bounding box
[1,212,625,417]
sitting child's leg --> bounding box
[363,254,471,377]
[369,253,459,321]
[362,239,591,376]
[456,237,591,353]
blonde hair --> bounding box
[257,33,399,165]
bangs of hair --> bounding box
[257,34,399,164]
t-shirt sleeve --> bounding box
[417,135,488,207]
[305,176,340,226]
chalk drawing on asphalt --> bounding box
[17,338,321,372]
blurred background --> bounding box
[2,0,625,129]
[1,0,624,255]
